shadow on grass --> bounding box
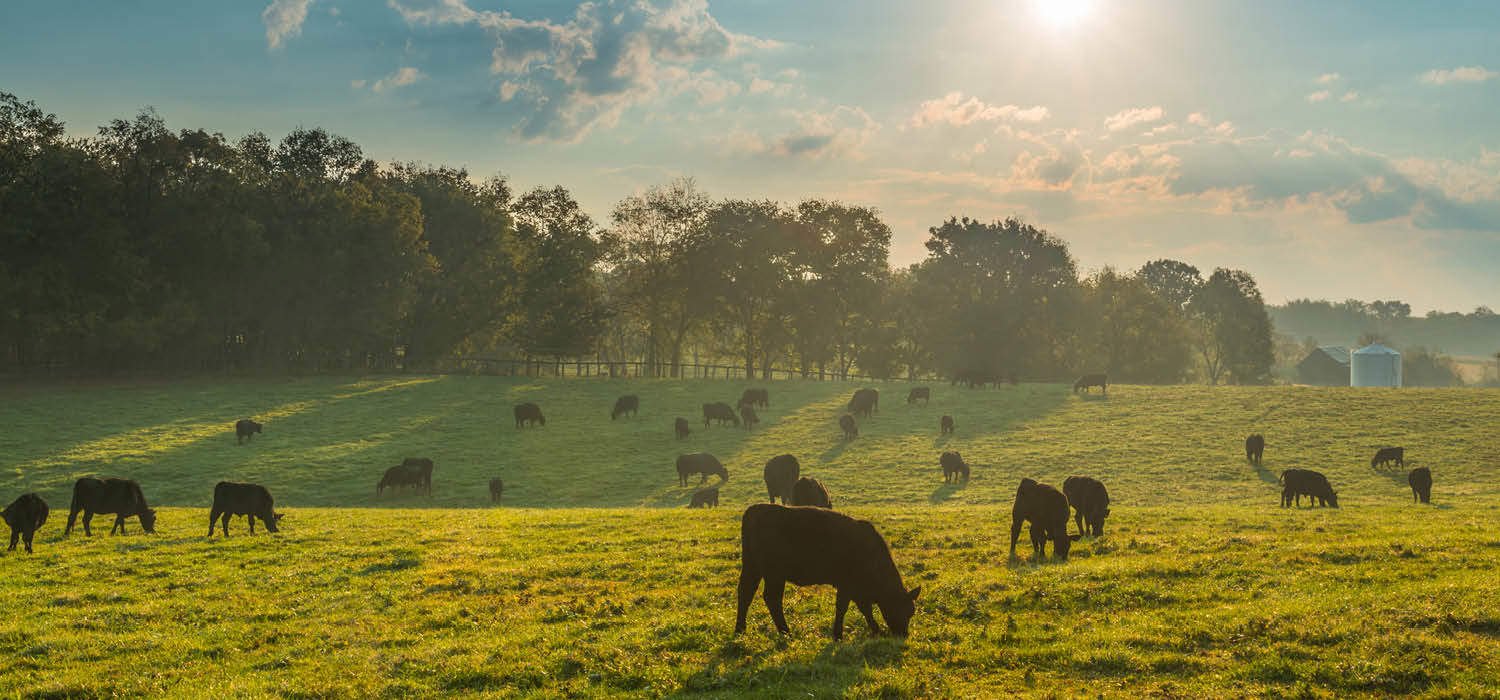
[680,634,905,697]
[929,481,967,504]
[820,438,853,461]
[1251,460,1280,486]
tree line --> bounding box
[0,93,1274,383]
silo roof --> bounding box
[1354,343,1400,355]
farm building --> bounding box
[1297,346,1350,386]
[1351,343,1402,387]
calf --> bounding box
[677,452,729,486]
[1062,476,1110,537]
[235,419,263,444]
[1280,468,1339,508]
[1371,447,1404,469]
[490,478,504,503]
[674,417,691,440]
[940,415,954,435]
[1009,478,1076,561]
[514,402,545,428]
[790,477,833,509]
[907,387,930,405]
[208,482,281,537]
[763,454,801,504]
[1073,373,1108,395]
[66,477,157,536]
[740,404,760,431]
[703,402,740,428]
[611,394,640,420]
[839,414,858,440]
[940,451,969,483]
[689,487,720,508]
[1245,434,1265,466]
[1408,467,1432,504]
[847,388,879,418]
[3,493,48,554]
[735,504,921,641]
[740,388,769,409]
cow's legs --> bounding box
[209,509,221,537]
[81,512,93,536]
[7,529,17,551]
[856,600,880,635]
[113,514,127,535]
[762,578,789,634]
[833,590,850,641]
[734,566,760,634]
[22,529,33,554]
[1008,516,1024,558]
[248,515,255,534]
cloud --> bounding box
[1316,72,1341,84]
[906,92,1049,129]
[1104,106,1163,131]
[728,106,878,160]
[1306,90,1330,103]
[350,79,367,89]
[263,0,314,50]
[1339,90,1359,103]
[370,66,425,92]
[1421,66,1497,85]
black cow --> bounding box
[763,454,801,504]
[790,477,833,509]
[401,457,435,496]
[1062,476,1110,537]
[66,478,157,536]
[3,493,48,554]
[1009,478,1076,561]
[1245,434,1265,466]
[735,504,921,641]
[674,417,691,440]
[951,369,996,389]
[1408,467,1432,504]
[703,402,740,428]
[490,478,504,503]
[611,395,640,420]
[848,388,879,418]
[677,453,729,486]
[235,419,263,444]
[940,415,954,435]
[377,463,426,496]
[689,487,720,508]
[740,388,770,409]
[514,402,545,428]
[1371,447,1405,469]
[208,482,281,537]
[907,387,930,405]
[1280,468,1339,508]
[940,451,969,483]
[740,404,760,431]
[839,414,858,440]
[1073,373,1108,395]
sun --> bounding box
[1034,0,1094,30]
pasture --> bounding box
[2,377,1499,696]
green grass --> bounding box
[2,377,1499,696]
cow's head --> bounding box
[1326,491,1339,508]
[879,586,921,637]
[265,512,283,533]
[139,508,158,533]
[1054,531,1077,559]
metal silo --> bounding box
[1351,343,1402,387]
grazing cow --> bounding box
[490,478,504,503]
[611,395,640,420]
[674,417,691,440]
[848,388,879,418]
[689,487,720,508]
[1009,478,1076,561]
[839,414,858,440]
[65,478,157,536]
[907,387,930,405]
[1073,373,1108,395]
[377,464,426,496]
[3,493,48,554]
[740,404,760,431]
[401,457,435,496]
[208,482,281,537]
[514,402,545,428]
[703,402,740,428]
[790,477,833,509]
[1280,469,1339,508]
[940,451,969,483]
[763,454,801,504]
[940,415,954,435]
[677,452,729,486]
[1371,447,1405,470]
[235,419,263,444]
[1062,476,1110,537]
[1245,434,1265,466]
[735,504,921,641]
[951,369,996,389]
[1408,467,1432,504]
[740,388,770,409]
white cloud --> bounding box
[1316,72,1341,84]
[1104,106,1163,131]
[1340,90,1359,103]
[1421,66,1497,85]
[263,0,314,50]
[1306,90,1330,103]
[349,79,366,89]
[906,92,1049,129]
[1187,112,1210,127]
[371,66,425,92]
[728,106,878,160]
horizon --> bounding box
[4,0,1499,312]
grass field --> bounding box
[2,377,1499,697]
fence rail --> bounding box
[451,358,926,383]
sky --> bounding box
[2,0,1499,313]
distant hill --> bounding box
[1270,300,1500,357]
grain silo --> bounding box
[1350,343,1402,387]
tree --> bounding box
[1369,300,1412,323]
[788,199,891,377]
[1191,268,1275,384]
[697,199,797,378]
[1136,259,1203,311]
[1079,268,1193,383]
[510,185,610,359]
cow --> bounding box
[839,414,858,440]
[401,457,435,496]
[848,388,879,418]
[689,487,720,508]
[1280,468,1339,508]
[490,478,504,503]
[208,482,281,537]
[65,478,157,536]
[1245,434,1265,466]
[734,504,921,641]
[1408,467,1432,504]
[677,452,729,487]
[740,404,760,431]
[763,454,801,504]
[740,388,770,409]
[235,419,263,444]
[377,463,426,497]
[514,402,545,428]
[790,477,833,509]
[907,387,930,405]
[611,395,640,420]
[940,415,954,435]
[1073,373,1108,395]
[3,493,48,554]
[1371,447,1405,470]
[1062,476,1110,537]
[703,402,740,428]
[674,417,691,440]
[940,451,969,483]
[951,369,996,389]
[1009,478,1076,561]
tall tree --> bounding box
[510,185,610,359]
[790,199,892,377]
[1136,258,1203,311]
[1191,268,1275,384]
[1079,268,1193,384]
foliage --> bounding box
[1192,268,1276,385]
[1402,347,1464,387]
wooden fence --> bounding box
[453,358,924,383]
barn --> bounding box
[1296,346,1350,386]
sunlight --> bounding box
[1034,0,1094,31]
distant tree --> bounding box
[1136,259,1203,311]
[510,185,610,359]
[1369,300,1412,323]
[1191,268,1275,385]
[1357,331,1387,347]
[1079,268,1193,383]
[1403,348,1463,387]
[788,199,891,377]
[699,199,798,378]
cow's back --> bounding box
[741,504,890,590]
